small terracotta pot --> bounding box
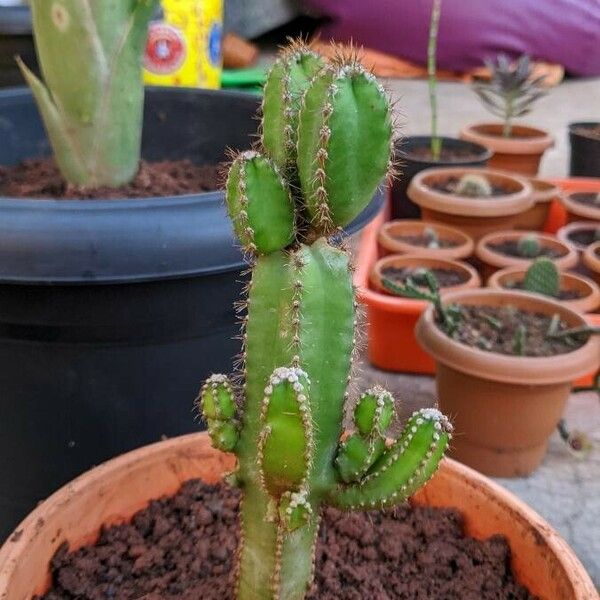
[557,221,600,252]
[370,254,481,295]
[488,266,600,313]
[583,241,600,285]
[416,289,600,477]
[513,178,561,231]
[377,220,474,260]
[561,190,600,223]
[0,433,596,600]
[407,167,533,242]
[475,230,578,281]
[460,122,554,176]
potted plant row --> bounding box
[0,41,596,600]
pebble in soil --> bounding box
[37,479,536,600]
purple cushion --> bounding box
[303,0,600,76]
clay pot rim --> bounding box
[460,122,555,154]
[408,167,534,217]
[370,253,481,295]
[377,220,475,259]
[561,190,600,221]
[415,288,600,385]
[394,135,493,164]
[557,221,600,252]
[476,230,579,271]
[529,177,560,204]
[583,240,600,274]
[487,266,600,313]
[0,432,596,600]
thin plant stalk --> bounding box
[428,0,442,160]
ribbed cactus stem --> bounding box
[523,257,559,297]
[518,234,541,258]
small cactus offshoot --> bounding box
[200,41,452,600]
[455,173,493,198]
[523,257,559,298]
[517,234,541,258]
[472,54,547,138]
[423,226,440,249]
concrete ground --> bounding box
[351,77,600,585]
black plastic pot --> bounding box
[0,6,36,88]
[391,136,492,219]
[569,122,600,178]
[0,86,384,539]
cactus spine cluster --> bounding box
[200,42,452,600]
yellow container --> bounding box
[143,0,223,89]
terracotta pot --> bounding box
[407,167,533,242]
[488,266,600,313]
[513,178,561,231]
[460,123,554,176]
[0,433,596,600]
[561,190,600,223]
[416,289,600,477]
[377,220,474,260]
[370,254,481,295]
[583,241,600,285]
[475,230,578,281]
[557,221,600,253]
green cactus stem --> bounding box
[18,0,156,188]
[455,173,493,197]
[523,257,559,298]
[513,324,527,356]
[200,41,451,600]
[517,234,541,258]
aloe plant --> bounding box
[17,0,157,188]
[199,43,452,600]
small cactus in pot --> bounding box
[517,234,541,258]
[455,173,493,198]
[199,42,452,600]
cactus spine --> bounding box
[201,42,452,600]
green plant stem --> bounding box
[547,326,600,340]
[428,0,442,160]
[503,96,514,137]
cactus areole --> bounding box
[199,43,452,600]
[18,0,158,188]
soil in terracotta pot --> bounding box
[487,240,563,260]
[502,281,583,301]
[430,176,507,196]
[405,145,482,162]
[568,228,600,248]
[382,266,469,288]
[392,233,459,249]
[568,192,600,208]
[37,479,536,600]
[0,158,220,199]
[441,305,585,357]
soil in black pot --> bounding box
[568,192,600,209]
[392,233,459,249]
[0,158,221,199]
[405,145,483,162]
[37,479,536,600]
[503,280,584,301]
[440,305,586,357]
[572,125,600,140]
[430,177,507,197]
[487,240,563,260]
[567,228,600,248]
[382,266,469,288]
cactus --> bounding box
[17,0,157,188]
[200,42,452,600]
[517,234,541,258]
[523,257,559,298]
[423,226,440,248]
[455,173,493,198]
[513,324,527,356]
[427,0,443,159]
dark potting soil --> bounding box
[0,158,221,200]
[487,240,563,260]
[430,176,508,197]
[37,479,536,600]
[392,233,459,249]
[441,304,585,357]
[567,228,600,248]
[503,280,584,301]
[405,145,482,162]
[569,192,600,209]
[572,125,600,140]
[382,266,468,288]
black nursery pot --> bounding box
[569,122,600,178]
[0,6,36,88]
[391,136,491,219]
[0,86,384,539]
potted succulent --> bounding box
[407,167,533,241]
[569,121,600,177]
[391,0,490,219]
[0,7,384,539]
[561,190,600,223]
[513,177,560,231]
[377,220,474,259]
[557,221,600,253]
[460,55,553,176]
[583,240,600,285]
[1,46,596,600]
[475,231,578,280]
[488,258,600,314]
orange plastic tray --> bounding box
[355,178,600,380]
